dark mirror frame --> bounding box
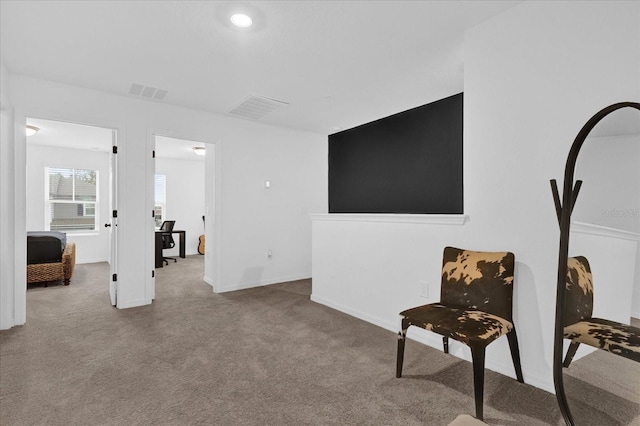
[550,101,640,426]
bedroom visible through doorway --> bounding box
[25,118,116,302]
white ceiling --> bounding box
[2,0,523,135]
[155,136,207,162]
[26,117,207,161]
[26,118,113,153]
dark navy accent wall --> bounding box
[328,92,463,214]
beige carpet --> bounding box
[1,256,638,425]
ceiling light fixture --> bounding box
[26,125,40,137]
[193,146,206,156]
[230,13,252,28]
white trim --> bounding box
[309,213,469,225]
[571,221,640,241]
[216,274,311,293]
[310,292,556,394]
[208,139,223,294]
[13,107,27,327]
[310,293,397,330]
[147,129,156,303]
[0,108,14,329]
[147,129,222,299]
[116,298,149,309]
[76,257,110,265]
[203,275,214,287]
[12,109,125,324]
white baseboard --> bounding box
[116,298,149,309]
[203,275,214,287]
[310,292,556,394]
[310,293,398,332]
[0,318,17,330]
[216,274,311,293]
[76,258,109,265]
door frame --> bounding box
[109,128,118,306]
[146,128,222,298]
[12,107,125,324]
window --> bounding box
[83,204,96,217]
[46,167,98,232]
[154,174,166,228]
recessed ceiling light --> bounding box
[230,13,252,28]
[26,125,40,137]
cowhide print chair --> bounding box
[562,256,640,367]
[396,246,524,421]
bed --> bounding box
[26,231,76,285]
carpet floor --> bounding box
[1,256,638,425]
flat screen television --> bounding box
[328,92,463,214]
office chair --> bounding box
[396,246,524,421]
[159,220,177,265]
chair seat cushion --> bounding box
[400,303,513,346]
[564,318,640,363]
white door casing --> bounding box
[109,130,118,306]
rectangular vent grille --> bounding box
[128,83,168,101]
[228,94,289,120]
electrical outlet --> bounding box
[420,280,429,298]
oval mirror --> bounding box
[564,107,640,425]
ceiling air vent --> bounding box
[228,94,289,120]
[128,83,168,101]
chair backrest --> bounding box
[563,256,593,326]
[160,221,175,232]
[440,246,515,321]
[160,221,176,248]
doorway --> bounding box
[151,135,210,298]
[25,118,117,303]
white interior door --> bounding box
[108,130,118,306]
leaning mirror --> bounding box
[550,102,640,426]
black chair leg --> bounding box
[443,336,449,354]
[563,342,580,368]
[396,319,410,378]
[470,346,486,421]
[506,329,524,383]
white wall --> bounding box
[204,144,216,285]
[3,71,326,324]
[155,157,205,257]
[219,126,327,291]
[26,144,110,264]
[570,225,638,321]
[312,0,640,393]
[0,62,9,109]
[574,134,639,233]
[573,133,640,317]
[0,60,17,329]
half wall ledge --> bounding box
[309,213,469,226]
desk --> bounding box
[155,230,186,268]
